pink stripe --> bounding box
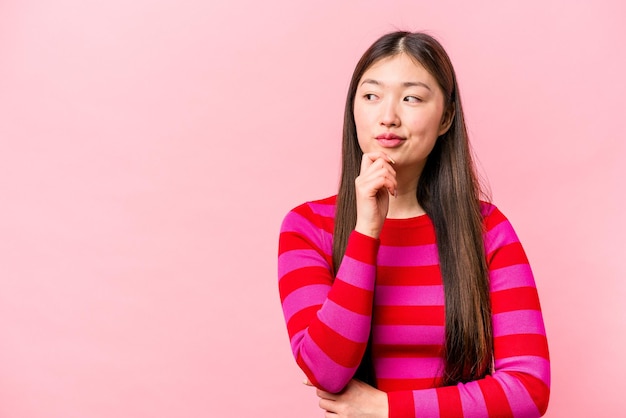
[495,356,550,387]
[484,219,520,253]
[489,264,536,291]
[336,256,376,291]
[281,284,329,322]
[493,310,546,337]
[412,389,440,418]
[493,372,541,417]
[374,324,444,345]
[318,299,371,343]
[375,284,444,306]
[374,357,443,379]
[281,211,332,254]
[308,201,335,217]
[377,243,439,266]
[293,330,355,393]
[278,249,329,278]
[458,380,489,416]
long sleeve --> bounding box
[386,207,550,418]
[278,200,378,393]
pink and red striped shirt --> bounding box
[278,195,550,417]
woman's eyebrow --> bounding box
[359,78,431,91]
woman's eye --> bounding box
[364,93,378,100]
[404,96,422,103]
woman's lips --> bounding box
[376,133,404,147]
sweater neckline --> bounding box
[383,213,431,228]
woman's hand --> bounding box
[354,152,397,239]
[306,379,389,418]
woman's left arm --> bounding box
[313,207,550,418]
[387,207,550,418]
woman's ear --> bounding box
[438,106,455,136]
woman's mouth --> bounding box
[376,133,404,147]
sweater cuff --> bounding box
[387,391,415,418]
[344,230,380,265]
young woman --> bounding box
[278,31,549,418]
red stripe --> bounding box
[287,305,321,337]
[387,390,416,418]
[328,280,374,316]
[478,376,514,417]
[377,265,442,286]
[308,320,366,368]
[291,203,332,232]
[510,371,550,415]
[437,386,464,417]
[494,334,550,360]
[373,343,443,358]
[374,305,445,326]
[279,266,330,301]
[488,242,529,269]
[379,376,442,392]
[344,233,379,264]
[483,206,507,231]
[491,287,541,314]
[380,223,436,245]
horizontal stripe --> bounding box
[494,356,551,387]
[375,284,444,306]
[344,232,380,264]
[510,372,550,415]
[493,310,546,337]
[379,376,442,392]
[280,211,323,244]
[373,324,445,346]
[492,286,541,314]
[328,279,374,316]
[308,201,336,218]
[278,249,329,279]
[483,219,519,252]
[458,380,489,417]
[374,305,445,326]
[493,371,540,417]
[318,299,371,343]
[309,319,366,368]
[495,334,550,360]
[378,243,439,267]
[478,376,513,417]
[279,265,330,302]
[377,265,442,286]
[387,390,416,418]
[295,335,355,393]
[287,305,320,337]
[373,343,442,359]
[489,264,536,291]
[335,256,376,291]
[412,388,440,418]
[375,357,443,379]
[281,284,330,322]
[489,242,529,270]
[438,384,463,417]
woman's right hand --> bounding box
[354,152,397,239]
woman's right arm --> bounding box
[278,203,379,393]
[279,152,396,394]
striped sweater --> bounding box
[278,195,550,418]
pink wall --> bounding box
[1,1,624,416]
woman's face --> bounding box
[353,53,451,169]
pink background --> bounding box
[1,1,624,417]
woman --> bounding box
[278,31,549,418]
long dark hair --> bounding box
[332,31,493,386]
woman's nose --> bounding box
[380,101,400,127]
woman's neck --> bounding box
[386,167,424,219]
